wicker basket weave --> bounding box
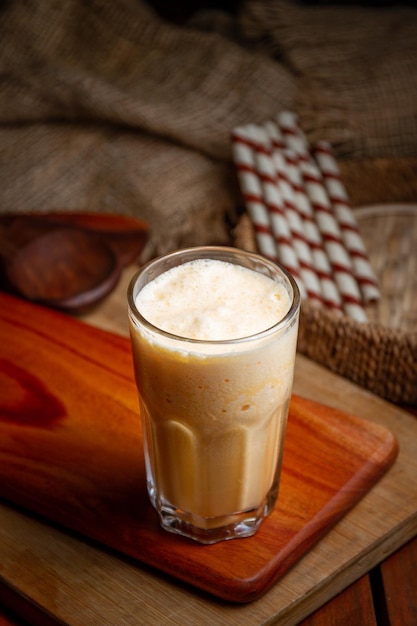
[234,204,417,406]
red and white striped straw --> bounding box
[277,112,367,321]
[231,127,279,263]
[232,125,306,297]
[283,148,344,314]
[245,125,307,298]
[263,120,323,306]
[277,111,309,164]
[312,140,380,304]
[301,160,368,322]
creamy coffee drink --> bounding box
[128,247,299,543]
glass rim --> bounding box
[127,246,300,346]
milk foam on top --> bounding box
[136,259,291,340]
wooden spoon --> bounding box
[1,228,121,312]
[0,212,150,268]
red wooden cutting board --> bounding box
[0,292,398,603]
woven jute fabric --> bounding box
[238,0,417,160]
[0,0,295,256]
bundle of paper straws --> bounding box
[232,111,380,323]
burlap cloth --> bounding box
[1,0,416,403]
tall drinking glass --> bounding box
[128,246,300,544]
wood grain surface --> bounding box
[0,265,417,624]
[380,536,417,625]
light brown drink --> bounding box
[128,247,299,543]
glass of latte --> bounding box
[128,247,300,544]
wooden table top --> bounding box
[1,265,417,625]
